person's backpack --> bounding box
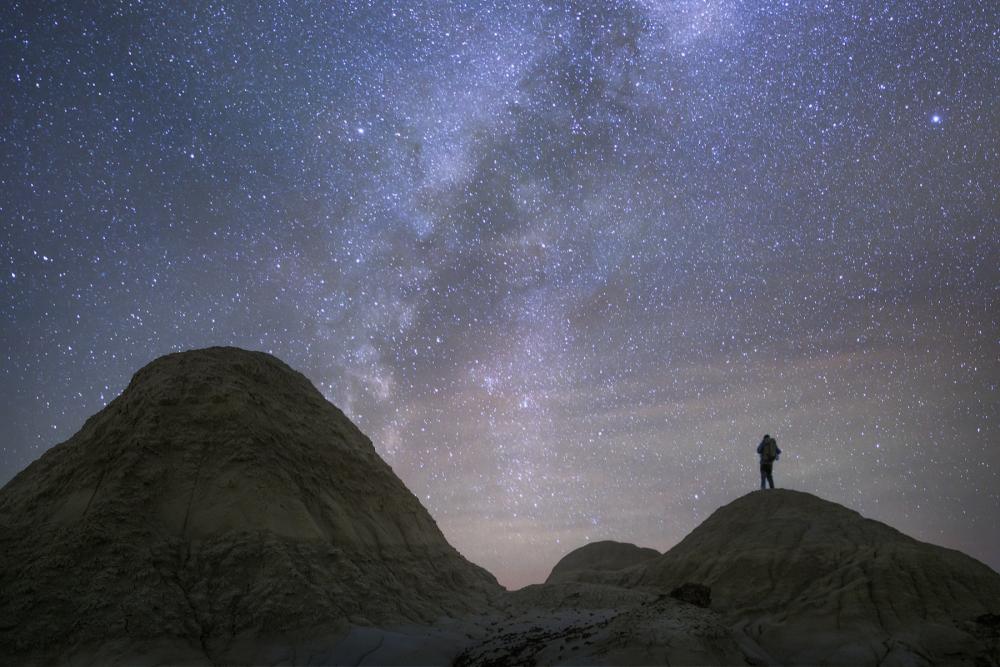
[762,437,778,463]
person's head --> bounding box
[763,434,770,439]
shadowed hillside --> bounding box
[0,347,500,665]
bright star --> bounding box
[931,114,942,124]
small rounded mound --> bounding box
[546,540,660,584]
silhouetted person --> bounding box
[757,434,780,489]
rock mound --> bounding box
[669,582,711,608]
[589,489,1000,665]
[545,540,659,584]
[0,347,500,664]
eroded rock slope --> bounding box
[555,489,1000,665]
[0,347,500,664]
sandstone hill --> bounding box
[4,347,999,666]
[544,540,659,584]
[0,347,500,665]
[549,489,1000,665]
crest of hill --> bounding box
[0,347,500,664]
[557,489,1000,665]
[546,540,659,584]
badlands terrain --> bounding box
[1,347,997,665]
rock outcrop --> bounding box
[0,347,500,664]
[545,540,659,584]
[556,489,1000,665]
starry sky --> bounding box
[2,1,998,589]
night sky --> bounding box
[2,1,997,589]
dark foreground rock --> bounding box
[455,582,772,667]
[669,582,712,608]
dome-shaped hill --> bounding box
[545,540,659,584]
[0,347,500,665]
[583,489,1000,665]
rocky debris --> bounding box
[669,582,711,608]
[0,347,500,665]
[545,540,659,584]
[455,582,769,667]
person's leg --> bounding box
[766,465,775,489]
[760,464,767,489]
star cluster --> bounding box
[2,0,997,588]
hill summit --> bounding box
[0,347,499,664]
[546,489,1000,665]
